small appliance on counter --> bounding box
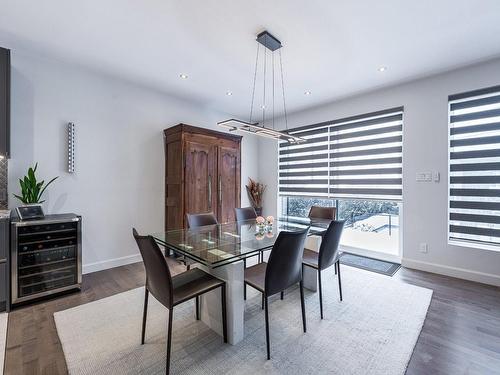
[10,213,82,306]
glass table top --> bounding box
[152,217,331,268]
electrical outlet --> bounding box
[419,243,428,253]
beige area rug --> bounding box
[54,266,432,375]
[0,313,8,374]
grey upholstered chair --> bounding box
[186,212,218,228]
[234,206,257,222]
[308,205,336,220]
[302,220,345,319]
[133,228,227,374]
[244,228,309,359]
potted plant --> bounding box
[13,163,58,206]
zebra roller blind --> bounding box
[449,85,500,248]
[279,107,403,201]
[278,125,330,197]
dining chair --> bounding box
[308,205,339,273]
[186,212,218,228]
[133,228,227,374]
[244,228,309,360]
[182,212,218,270]
[234,206,257,222]
[308,205,336,220]
[235,207,262,298]
[302,220,345,319]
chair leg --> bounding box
[299,280,307,333]
[244,282,247,300]
[318,270,324,319]
[334,262,337,275]
[166,308,173,375]
[280,291,284,300]
[221,284,228,343]
[187,263,191,271]
[261,293,264,310]
[337,260,343,301]
[141,288,149,344]
[264,294,271,360]
[195,296,200,320]
[243,258,247,269]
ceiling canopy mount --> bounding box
[217,30,305,144]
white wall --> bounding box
[8,51,259,273]
[259,58,500,286]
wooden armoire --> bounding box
[164,124,242,230]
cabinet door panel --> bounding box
[185,141,217,221]
[165,139,183,230]
[0,48,9,158]
[218,146,240,224]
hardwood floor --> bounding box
[4,260,500,374]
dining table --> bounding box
[151,217,331,344]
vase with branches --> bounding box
[246,178,266,216]
[13,163,58,204]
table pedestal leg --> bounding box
[198,261,245,345]
[303,235,322,292]
[303,266,318,292]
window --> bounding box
[278,107,403,256]
[279,107,403,199]
[449,85,500,250]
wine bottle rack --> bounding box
[11,214,81,305]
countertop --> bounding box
[0,210,10,219]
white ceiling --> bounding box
[1,0,500,120]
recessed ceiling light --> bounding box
[377,66,387,72]
[261,105,266,109]
[179,73,188,79]
[304,91,312,95]
[226,91,233,96]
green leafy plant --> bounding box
[13,163,58,204]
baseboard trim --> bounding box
[83,254,142,274]
[402,258,500,287]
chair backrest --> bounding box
[133,228,173,308]
[186,212,218,228]
[308,206,336,220]
[318,220,345,270]
[265,228,309,297]
[234,207,257,222]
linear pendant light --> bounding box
[217,31,305,144]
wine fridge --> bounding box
[11,213,81,305]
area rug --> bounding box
[0,313,8,374]
[54,266,432,375]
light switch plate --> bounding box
[419,243,428,253]
[416,172,432,182]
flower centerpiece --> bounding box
[256,215,265,230]
[266,215,274,226]
[246,178,266,216]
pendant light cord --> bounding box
[279,49,289,132]
[249,44,260,125]
[272,51,275,130]
[262,40,267,128]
